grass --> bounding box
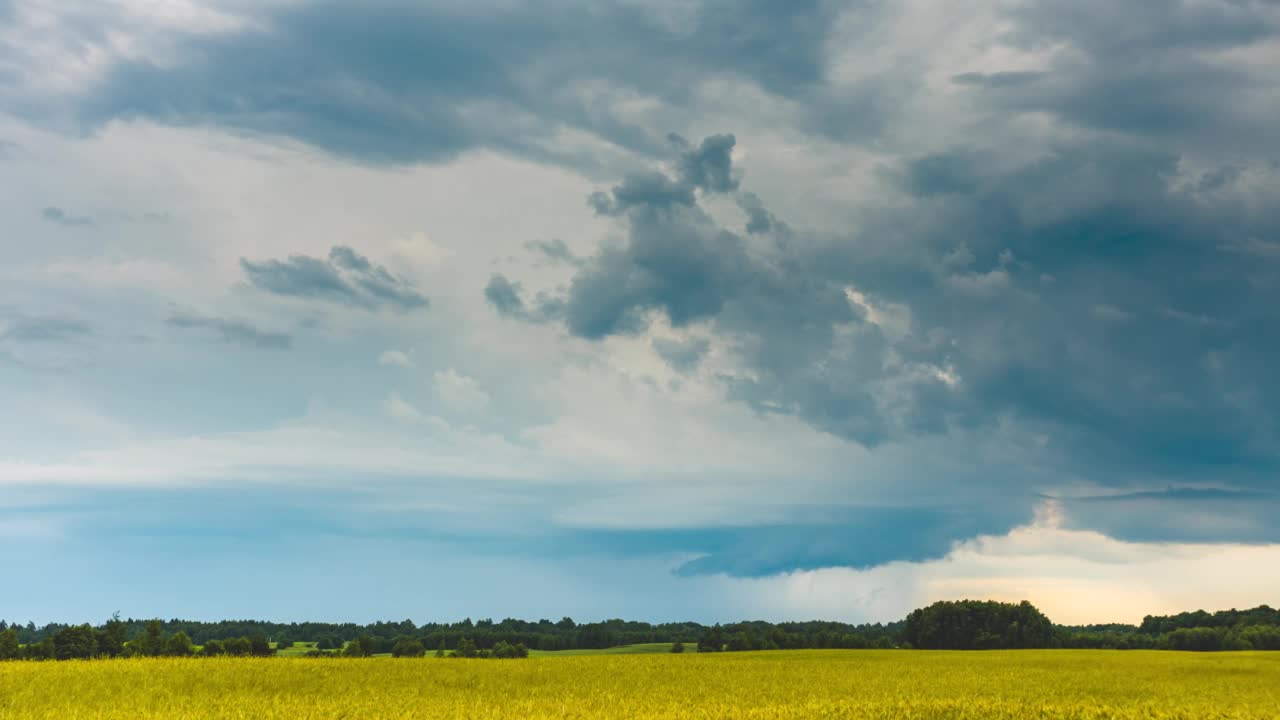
[273,642,319,657]
[2,650,1279,719]
[528,642,684,656]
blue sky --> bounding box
[3,0,1280,626]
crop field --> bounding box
[2,650,1278,719]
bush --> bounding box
[391,640,425,658]
[165,631,195,657]
[491,641,529,659]
[344,635,374,658]
[671,641,685,654]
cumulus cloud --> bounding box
[672,133,739,193]
[497,121,1280,491]
[241,245,428,311]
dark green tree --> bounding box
[903,600,1053,650]
[53,625,99,660]
[98,614,129,658]
[0,628,19,660]
[453,638,478,658]
[224,637,253,656]
[138,619,168,657]
[697,625,724,653]
[24,638,55,660]
[249,634,273,657]
[165,631,195,657]
[670,640,685,654]
[344,635,374,657]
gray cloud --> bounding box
[41,206,94,227]
[496,122,1280,489]
[1060,487,1280,545]
[0,315,91,343]
[524,238,582,267]
[46,0,843,167]
[241,246,427,311]
[589,172,697,216]
[167,313,292,350]
[484,274,564,324]
[0,314,94,370]
[736,192,777,235]
[673,133,739,193]
[957,0,1280,157]
[652,336,711,373]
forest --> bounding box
[3,602,1279,661]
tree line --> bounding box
[0,617,276,661]
[4,602,1279,660]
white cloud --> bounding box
[378,350,414,368]
[382,391,424,424]
[735,501,1280,625]
[432,368,491,414]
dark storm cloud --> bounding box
[241,246,427,311]
[562,504,1032,577]
[1059,488,1280,545]
[673,133,739,193]
[56,0,843,166]
[736,192,777,235]
[497,118,1280,492]
[588,172,697,216]
[167,313,292,350]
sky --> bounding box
[2,0,1280,627]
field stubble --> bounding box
[2,650,1278,719]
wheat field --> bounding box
[2,650,1278,719]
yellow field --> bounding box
[2,650,1279,719]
